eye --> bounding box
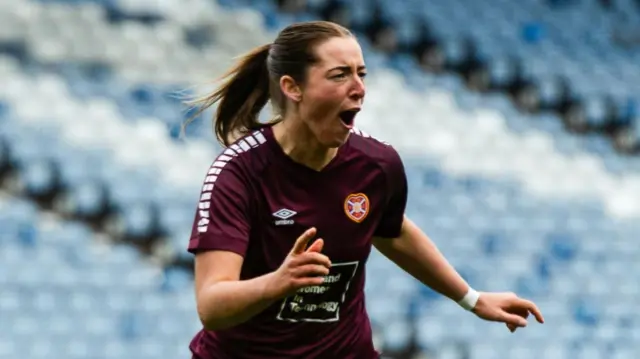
[359,72,367,79]
[332,73,347,80]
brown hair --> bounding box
[186,21,353,147]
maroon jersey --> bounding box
[188,124,408,359]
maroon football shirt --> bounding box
[187,124,408,359]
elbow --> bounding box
[197,303,236,332]
[198,310,228,331]
[196,280,241,331]
[197,307,216,331]
[197,304,226,331]
[200,318,227,332]
[202,319,238,332]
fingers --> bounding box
[296,251,332,268]
[306,238,324,253]
[476,293,544,332]
[501,312,528,328]
[290,228,317,255]
[510,298,545,324]
[295,264,330,278]
[294,276,325,287]
[290,262,330,290]
[522,299,545,324]
[506,311,528,332]
[504,298,543,332]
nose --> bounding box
[349,76,366,102]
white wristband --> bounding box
[457,288,480,311]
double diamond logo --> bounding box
[273,208,297,219]
[273,208,297,225]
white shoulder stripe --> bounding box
[230,143,242,153]
[196,131,268,233]
[238,140,251,151]
[349,127,390,146]
[244,135,258,147]
[254,131,267,144]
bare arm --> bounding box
[194,228,331,331]
[194,250,280,331]
[373,216,545,330]
[371,151,544,329]
[372,216,469,302]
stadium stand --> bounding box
[1,0,640,358]
[0,194,200,359]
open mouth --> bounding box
[338,109,360,128]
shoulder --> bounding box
[207,130,272,182]
[347,127,403,173]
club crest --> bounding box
[344,193,370,223]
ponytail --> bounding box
[187,44,272,147]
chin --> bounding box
[323,132,350,148]
[325,140,344,148]
[312,125,351,148]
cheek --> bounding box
[303,89,342,122]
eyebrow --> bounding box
[328,65,367,72]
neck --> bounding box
[272,116,338,172]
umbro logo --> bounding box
[273,208,296,226]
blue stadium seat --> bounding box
[630,117,640,146]
[487,57,518,88]
[535,76,565,108]
[19,158,58,196]
[7,135,50,169]
[160,267,193,293]
[547,232,579,262]
[0,101,9,120]
[382,319,412,352]
[104,171,154,208]
[583,95,610,128]
[63,179,108,217]
[116,203,157,239]
[441,37,471,67]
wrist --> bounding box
[457,287,480,311]
[260,272,285,301]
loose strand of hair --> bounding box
[180,63,248,143]
[181,44,271,147]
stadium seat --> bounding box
[0,195,199,358]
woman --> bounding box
[187,20,544,359]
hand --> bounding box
[472,292,545,333]
[267,227,332,298]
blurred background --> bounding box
[1,0,640,358]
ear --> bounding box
[280,75,302,103]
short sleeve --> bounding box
[188,157,252,257]
[373,148,408,238]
